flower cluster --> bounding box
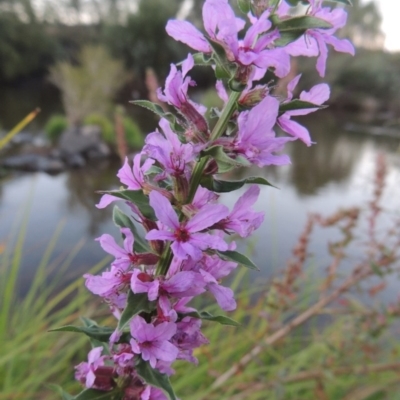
[62,1,353,399]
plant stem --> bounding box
[155,90,241,276]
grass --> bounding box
[0,201,111,399]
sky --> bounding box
[376,0,400,51]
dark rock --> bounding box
[1,154,65,174]
[64,153,86,168]
[58,125,111,162]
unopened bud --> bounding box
[180,101,209,142]
[239,86,269,108]
[92,366,115,391]
[173,175,189,203]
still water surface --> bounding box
[1,111,400,298]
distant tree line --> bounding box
[0,0,188,84]
[0,0,390,94]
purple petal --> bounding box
[146,341,179,364]
[117,156,141,190]
[278,116,312,146]
[181,53,194,78]
[190,232,228,252]
[186,204,229,233]
[163,271,198,294]
[149,191,179,229]
[208,283,237,311]
[96,194,119,209]
[121,227,135,254]
[152,321,177,342]
[166,20,211,53]
[286,74,302,100]
[315,34,328,77]
[96,234,127,258]
[146,229,175,242]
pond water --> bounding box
[1,94,400,299]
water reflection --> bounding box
[64,159,120,236]
[289,112,363,195]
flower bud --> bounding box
[173,175,189,204]
[239,86,269,108]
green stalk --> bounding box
[155,90,241,277]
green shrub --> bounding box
[123,117,143,149]
[44,114,68,143]
[83,113,114,144]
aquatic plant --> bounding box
[53,1,355,398]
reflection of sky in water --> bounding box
[1,113,400,299]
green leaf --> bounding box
[130,100,175,123]
[185,311,240,326]
[112,206,150,253]
[275,15,332,32]
[99,190,155,220]
[118,291,156,331]
[201,145,250,173]
[217,250,259,271]
[136,359,177,400]
[74,389,122,400]
[328,0,352,5]
[370,262,384,277]
[237,0,251,13]
[80,318,112,353]
[201,176,276,193]
[49,325,114,342]
[48,384,74,400]
[279,100,327,113]
[275,30,306,47]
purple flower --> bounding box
[144,118,196,177]
[75,347,114,390]
[218,185,264,237]
[131,270,205,304]
[230,95,293,166]
[141,386,168,400]
[146,191,229,260]
[284,1,355,77]
[166,0,290,78]
[278,75,330,145]
[96,154,154,209]
[96,228,159,269]
[157,55,208,135]
[84,265,131,298]
[130,315,178,368]
[172,317,209,364]
[199,255,238,311]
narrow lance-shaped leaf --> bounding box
[49,325,115,342]
[279,100,327,113]
[217,250,259,271]
[274,15,332,32]
[113,206,150,253]
[48,385,74,400]
[80,318,111,354]
[74,388,122,400]
[184,310,240,326]
[136,359,177,400]
[201,176,276,193]
[130,100,175,123]
[118,291,156,331]
[275,30,307,47]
